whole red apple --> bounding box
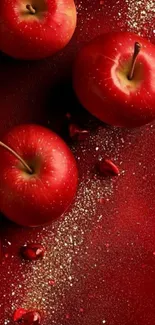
[0,124,78,226]
[0,0,77,60]
[73,32,155,128]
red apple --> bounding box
[0,124,78,226]
[0,0,77,60]
[73,32,155,128]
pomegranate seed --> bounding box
[97,159,119,177]
[21,244,45,261]
[13,310,41,324]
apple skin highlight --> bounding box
[0,124,78,227]
[73,31,155,128]
[0,0,77,59]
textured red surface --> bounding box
[0,0,155,325]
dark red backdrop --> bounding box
[0,0,155,324]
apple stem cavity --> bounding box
[128,42,141,81]
[26,4,36,15]
[0,141,33,174]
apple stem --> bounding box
[26,4,36,14]
[0,141,33,174]
[128,42,141,81]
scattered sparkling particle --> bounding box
[0,97,133,325]
[98,215,103,223]
[125,0,155,37]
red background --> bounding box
[0,0,155,324]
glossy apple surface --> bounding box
[73,32,155,128]
[0,124,78,226]
[1,1,155,325]
[0,0,77,60]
